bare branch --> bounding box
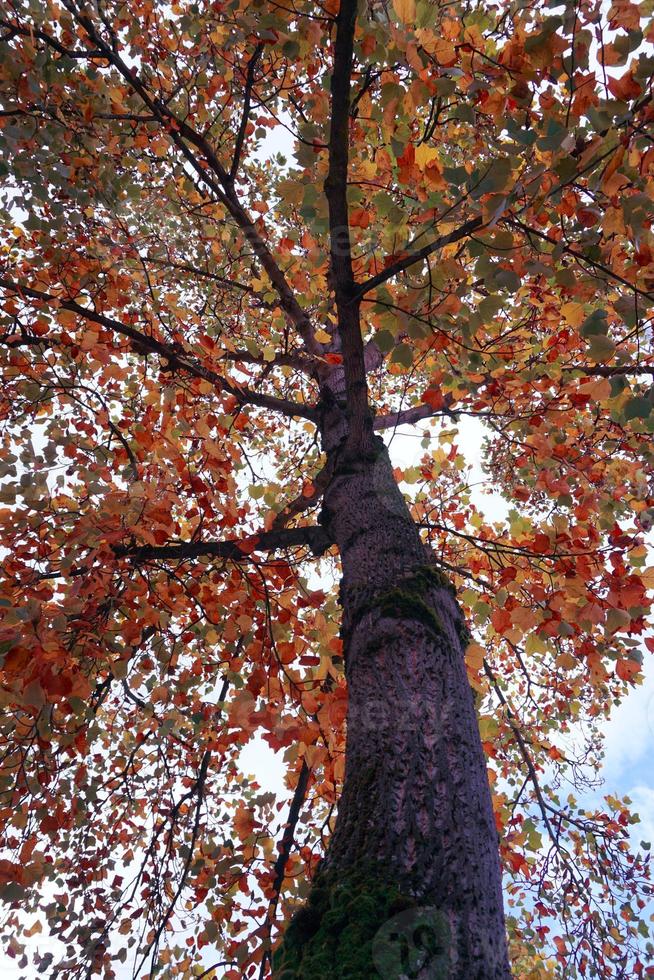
[47,6,322,355]
[259,760,311,980]
[374,399,457,430]
[508,218,654,303]
[325,0,372,452]
[271,457,336,530]
[230,43,264,180]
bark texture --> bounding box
[274,435,511,979]
[272,0,509,970]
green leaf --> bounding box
[472,157,512,198]
[623,396,652,421]
[375,330,396,353]
[609,375,628,398]
[580,309,609,337]
[494,269,521,293]
[586,334,616,361]
[390,343,414,367]
[479,296,503,321]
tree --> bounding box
[0,0,653,976]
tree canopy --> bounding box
[0,0,653,977]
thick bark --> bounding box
[274,437,510,979]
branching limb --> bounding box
[565,363,654,378]
[508,217,654,303]
[271,457,336,531]
[259,759,311,980]
[114,526,333,563]
[0,276,318,421]
[230,43,264,180]
[46,4,322,355]
[374,398,457,430]
[325,0,372,452]
[353,215,484,299]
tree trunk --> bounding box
[274,437,511,979]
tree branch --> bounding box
[259,759,311,980]
[114,526,333,563]
[564,363,654,377]
[271,457,336,530]
[49,5,321,355]
[353,215,484,299]
[230,43,264,180]
[0,276,318,421]
[325,0,372,452]
[508,217,654,303]
[374,399,457,430]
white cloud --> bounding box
[599,663,654,784]
[625,785,654,848]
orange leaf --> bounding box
[608,71,642,102]
[350,208,370,229]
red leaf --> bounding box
[236,535,260,554]
[421,386,444,410]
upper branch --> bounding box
[353,215,484,299]
[230,42,264,180]
[324,0,372,452]
[30,4,321,355]
[508,217,654,303]
[373,399,457,430]
[325,0,356,294]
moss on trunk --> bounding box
[272,864,449,979]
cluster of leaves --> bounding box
[0,0,653,976]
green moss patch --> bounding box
[346,564,455,641]
[272,864,449,979]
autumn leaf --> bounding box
[392,0,416,25]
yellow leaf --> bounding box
[392,0,415,24]
[479,715,499,740]
[415,30,456,63]
[314,327,332,343]
[561,301,584,328]
[79,330,99,351]
[57,309,77,328]
[578,377,611,401]
[415,144,439,170]
[433,38,457,65]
